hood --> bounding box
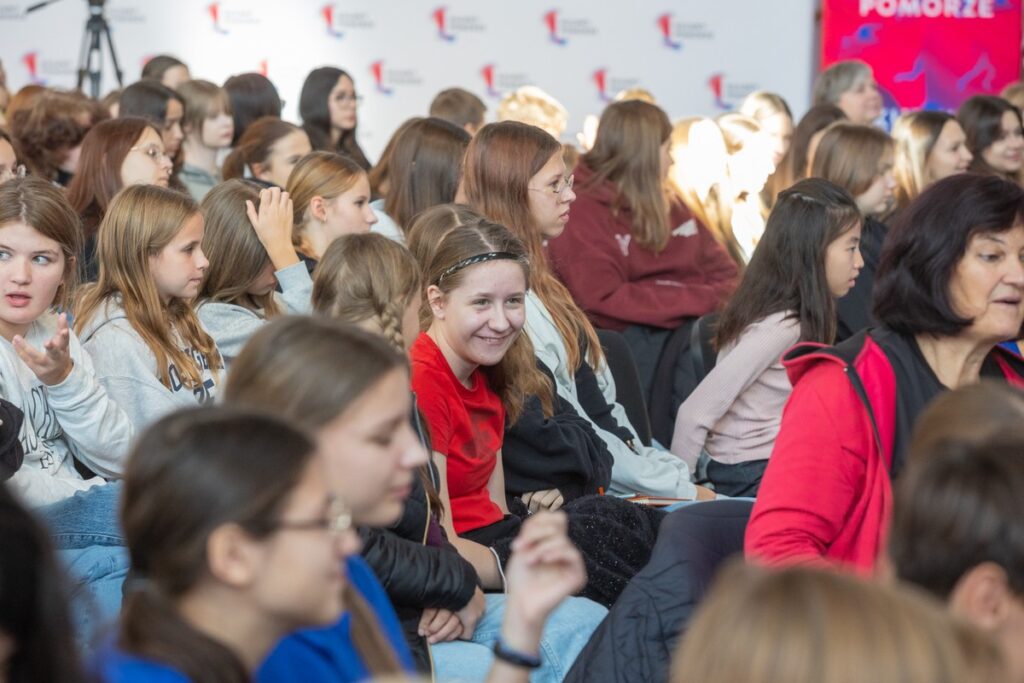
[76,297,129,345]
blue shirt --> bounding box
[93,557,412,683]
[257,555,415,682]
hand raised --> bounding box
[13,312,74,386]
[245,186,298,269]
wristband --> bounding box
[492,638,542,669]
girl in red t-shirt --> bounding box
[411,217,664,606]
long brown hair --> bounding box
[223,316,406,676]
[120,407,317,683]
[74,185,221,389]
[714,178,861,350]
[198,179,281,316]
[66,117,159,238]
[770,104,847,202]
[420,219,553,422]
[382,117,470,235]
[811,122,895,204]
[582,100,673,252]
[312,232,422,353]
[463,121,604,373]
[0,177,82,311]
[286,151,367,256]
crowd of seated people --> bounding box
[1,52,1023,682]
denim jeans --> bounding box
[37,483,127,652]
[432,593,607,683]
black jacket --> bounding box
[564,500,753,682]
[502,362,614,501]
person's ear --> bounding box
[426,284,446,319]
[205,522,263,589]
[949,562,1013,631]
[309,196,328,223]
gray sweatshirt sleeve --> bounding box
[45,332,136,478]
[82,323,186,435]
[198,262,312,361]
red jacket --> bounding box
[745,331,1024,575]
[546,162,738,331]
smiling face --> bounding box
[0,221,67,340]
[328,75,358,132]
[314,367,427,526]
[824,222,864,298]
[148,212,208,304]
[527,152,576,239]
[925,120,973,184]
[981,111,1024,176]
[427,259,527,383]
[120,127,172,188]
[948,226,1024,345]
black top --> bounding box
[836,217,889,343]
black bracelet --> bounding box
[492,638,542,669]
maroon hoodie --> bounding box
[546,161,738,331]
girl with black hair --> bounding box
[299,67,371,170]
[671,179,864,496]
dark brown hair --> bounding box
[119,407,316,683]
[223,73,282,146]
[958,95,1024,181]
[770,104,847,201]
[299,66,371,170]
[7,89,102,181]
[221,116,302,181]
[382,117,470,234]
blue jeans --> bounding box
[37,483,127,652]
[432,593,607,683]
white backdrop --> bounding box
[0,0,817,160]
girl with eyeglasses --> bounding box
[67,118,173,282]
[300,66,372,171]
[94,406,363,683]
[460,121,713,502]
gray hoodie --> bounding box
[196,261,312,362]
[77,298,220,436]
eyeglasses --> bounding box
[269,496,352,539]
[529,174,574,196]
[0,164,26,182]
[332,93,363,105]
[130,144,170,162]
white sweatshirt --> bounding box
[0,312,134,506]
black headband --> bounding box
[435,251,525,285]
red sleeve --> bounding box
[411,365,453,454]
[744,362,870,566]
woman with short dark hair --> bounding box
[746,172,1024,574]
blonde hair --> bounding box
[668,118,735,260]
[739,91,792,124]
[420,219,553,422]
[1001,81,1024,111]
[673,562,1004,683]
[198,179,279,316]
[584,100,674,252]
[496,86,568,140]
[286,151,366,255]
[810,122,894,199]
[312,233,421,353]
[614,88,656,104]
[75,185,221,390]
[891,111,957,213]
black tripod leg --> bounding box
[102,21,124,88]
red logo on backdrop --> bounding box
[370,61,393,95]
[433,6,456,41]
[208,2,228,34]
[822,0,1021,113]
[22,52,43,84]
[707,73,731,110]
[545,10,568,45]
[258,60,268,77]
[322,4,344,38]
[657,13,682,49]
[593,69,611,102]
[481,64,499,97]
